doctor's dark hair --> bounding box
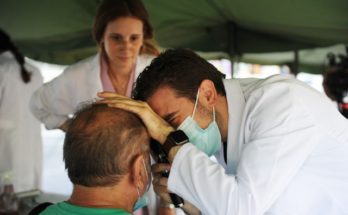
[0,29,31,83]
[64,103,149,187]
[93,0,158,55]
[132,49,226,102]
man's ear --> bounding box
[130,154,145,186]
[198,79,218,108]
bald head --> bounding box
[64,103,149,187]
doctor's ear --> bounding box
[198,80,218,107]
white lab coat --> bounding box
[0,51,43,193]
[169,75,348,215]
[29,53,159,214]
[30,53,154,129]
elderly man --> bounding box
[99,49,348,215]
[37,103,151,215]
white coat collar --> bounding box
[89,53,153,96]
[223,78,246,174]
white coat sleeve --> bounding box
[168,82,323,215]
[168,144,250,215]
[29,69,77,129]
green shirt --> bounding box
[40,202,132,215]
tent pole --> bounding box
[230,60,234,78]
[227,22,237,56]
[294,49,299,76]
[227,21,237,79]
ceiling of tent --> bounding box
[0,0,347,74]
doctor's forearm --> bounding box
[168,144,245,214]
[181,200,201,215]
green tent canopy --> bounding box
[1,0,347,74]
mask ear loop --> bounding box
[142,159,150,191]
[192,89,200,118]
[213,106,216,122]
[135,158,149,200]
[136,186,141,200]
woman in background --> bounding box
[0,29,43,193]
[30,0,158,131]
[30,0,159,214]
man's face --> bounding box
[147,86,212,129]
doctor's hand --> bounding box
[151,163,172,204]
[97,92,174,144]
[152,163,202,215]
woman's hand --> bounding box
[97,92,174,144]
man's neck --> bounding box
[68,183,136,213]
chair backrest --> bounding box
[28,202,53,215]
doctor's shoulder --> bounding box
[138,53,156,66]
[58,54,99,80]
[0,56,19,73]
[0,59,25,83]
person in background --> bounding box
[0,29,43,193]
[323,50,348,118]
[38,103,151,215]
[30,0,158,131]
[99,49,348,215]
[29,0,158,213]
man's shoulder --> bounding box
[40,201,132,215]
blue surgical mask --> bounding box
[133,159,151,211]
[178,90,222,156]
[133,195,148,211]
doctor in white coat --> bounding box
[0,30,43,193]
[30,0,158,214]
[30,0,157,131]
[99,49,348,215]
